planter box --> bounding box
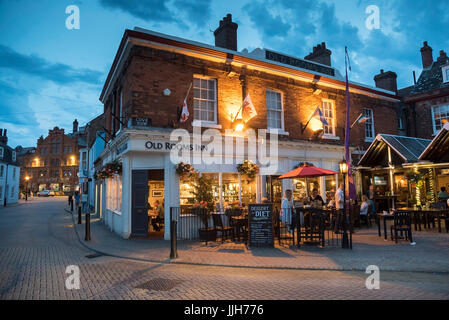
[198,228,217,242]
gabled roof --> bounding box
[419,123,449,163]
[409,59,449,95]
[358,134,431,167]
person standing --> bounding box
[281,190,294,232]
[335,183,344,210]
[74,191,81,212]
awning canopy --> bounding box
[419,123,449,163]
[358,134,431,167]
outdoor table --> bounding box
[395,208,447,233]
[377,212,395,240]
[230,216,248,242]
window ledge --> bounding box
[107,209,122,216]
[192,120,222,129]
[267,129,289,136]
[365,138,375,143]
[322,135,340,140]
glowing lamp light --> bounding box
[339,160,348,174]
[25,176,30,181]
[232,119,245,132]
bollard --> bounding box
[78,206,82,224]
[70,200,73,212]
[170,220,178,259]
[25,193,28,201]
[85,213,91,241]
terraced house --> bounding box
[96,14,401,239]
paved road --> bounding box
[1,197,449,300]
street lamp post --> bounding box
[339,160,350,249]
[25,176,30,201]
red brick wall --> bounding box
[103,45,399,150]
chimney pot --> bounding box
[214,13,238,51]
[304,42,332,66]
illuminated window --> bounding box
[193,77,217,123]
[266,89,283,130]
[322,99,336,136]
[432,104,449,134]
[106,175,122,214]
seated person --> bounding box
[360,195,370,215]
[151,200,164,232]
[327,194,336,208]
[438,187,449,201]
[310,188,324,205]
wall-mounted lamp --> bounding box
[233,119,244,132]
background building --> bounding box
[0,129,20,206]
[20,120,83,195]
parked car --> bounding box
[48,191,55,196]
[37,190,51,197]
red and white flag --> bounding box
[180,99,189,123]
[241,94,257,123]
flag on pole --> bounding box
[241,94,257,123]
[179,99,189,123]
[345,47,357,201]
[350,113,370,129]
[311,106,329,126]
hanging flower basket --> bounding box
[237,160,259,180]
[94,160,122,180]
[176,162,196,179]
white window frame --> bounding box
[193,75,218,124]
[442,65,449,83]
[363,108,375,142]
[431,104,449,135]
[321,99,336,138]
[266,89,285,131]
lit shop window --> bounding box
[193,77,217,123]
[106,175,122,213]
[432,105,449,134]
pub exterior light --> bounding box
[232,118,244,132]
[339,160,348,174]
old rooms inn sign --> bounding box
[145,140,208,152]
[265,50,335,77]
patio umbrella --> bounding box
[279,164,338,198]
[279,164,337,179]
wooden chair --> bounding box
[390,211,413,244]
[212,214,234,243]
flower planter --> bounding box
[198,228,217,242]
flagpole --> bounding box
[184,82,192,102]
[350,113,363,129]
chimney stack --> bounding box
[73,119,78,133]
[374,69,398,93]
[437,50,448,64]
[214,14,238,51]
[420,41,433,69]
[304,42,332,66]
[0,128,8,145]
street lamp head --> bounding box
[339,160,348,174]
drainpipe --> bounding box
[3,163,8,206]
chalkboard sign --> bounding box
[248,204,274,247]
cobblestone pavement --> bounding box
[1,198,449,300]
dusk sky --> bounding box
[0,0,448,148]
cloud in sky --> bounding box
[0,45,103,86]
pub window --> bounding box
[106,175,122,213]
[363,108,375,141]
[432,104,449,134]
[266,89,284,130]
[193,76,217,123]
[322,99,336,136]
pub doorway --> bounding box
[131,169,165,239]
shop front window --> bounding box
[106,175,122,213]
[325,176,337,202]
[202,173,220,208]
[241,177,256,206]
[292,179,307,201]
[222,173,240,207]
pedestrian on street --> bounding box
[74,191,80,211]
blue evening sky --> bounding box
[0,0,448,147]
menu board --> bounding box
[248,204,274,248]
